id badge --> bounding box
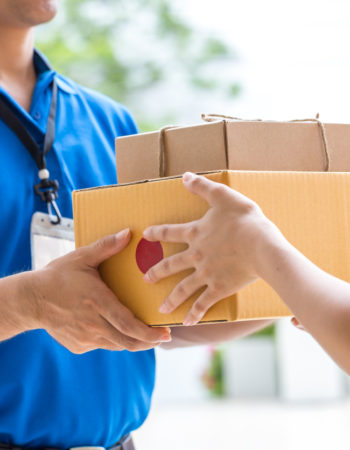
[30,212,75,270]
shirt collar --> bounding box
[34,48,77,95]
[33,48,52,74]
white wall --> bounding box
[181,0,350,123]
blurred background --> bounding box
[37,1,350,449]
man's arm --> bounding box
[0,270,38,342]
[0,229,170,353]
[162,319,273,349]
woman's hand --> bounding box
[291,317,306,331]
[143,172,285,326]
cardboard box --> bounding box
[73,170,350,326]
[115,119,350,183]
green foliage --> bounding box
[251,323,276,338]
[202,347,225,397]
[36,0,239,130]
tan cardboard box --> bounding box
[73,170,350,326]
[115,118,350,184]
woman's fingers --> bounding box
[291,316,306,331]
[183,289,220,326]
[183,172,257,211]
[143,173,244,245]
[144,249,201,283]
[183,172,232,206]
[158,272,204,314]
[143,222,194,243]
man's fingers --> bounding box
[96,337,123,351]
[183,289,219,326]
[144,249,197,283]
[67,336,158,354]
[143,222,193,243]
[158,273,204,314]
[97,319,161,352]
[101,338,159,353]
[97,288,172,343]
[80,229,131,268]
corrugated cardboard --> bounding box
[73,171,350,326]
[115,120,350,184]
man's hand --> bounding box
[26,229,171,353]
[143,172,285,326]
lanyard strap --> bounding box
[0,79,62,224]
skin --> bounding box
[0,0,171,352]
[0,1,59,111]
[144,172,350,374]
[1,231,172,353]
[0,0,271,353]
[144,173,274,326]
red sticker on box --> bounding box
[136,238,164,274]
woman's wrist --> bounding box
[253,221,293,283]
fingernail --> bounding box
[159,303,170,314]
[183,172,195,182]
[183,317,195,326]
[143,273,151,283]
[116,228,130,239]
[159,334,172,342]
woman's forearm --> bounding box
[258,237,350,373]
[164,319,274,349]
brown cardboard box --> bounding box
[115,119,350,184]
[73,170,350,326]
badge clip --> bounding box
[34,168,62,225]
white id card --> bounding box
[30,212,75,270]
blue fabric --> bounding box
[0,50,155,448]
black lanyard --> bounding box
[0,79,62,224]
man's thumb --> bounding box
[81,229,131,267]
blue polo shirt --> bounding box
[0,50,155,448]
